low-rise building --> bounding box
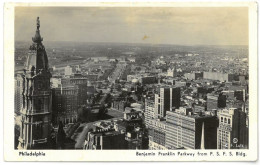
[84,128,127,150]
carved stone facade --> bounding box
[18,17,52,149]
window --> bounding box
[228,119,230,124]
[23,97,25,108]
[224,118,227,124]
[221,117,223,122]
[35,122,43,139]
[36,99,43,111]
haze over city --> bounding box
[15,7,248,45]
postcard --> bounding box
[3,1,258,161]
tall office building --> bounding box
[52,86,79,125]
[144,97,155,128]
[217,108,248,149]
[52,74,90,125]
[18,17,52,149]
[77,83,89,106]
[154,87,180,118]
[165,107,218,149]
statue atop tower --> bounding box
[32,17,43,44]
[37,17,40,30]
[27,17,49,74]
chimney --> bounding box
[212,109,217,116]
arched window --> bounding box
[224,118,227,123]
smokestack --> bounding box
[212,109,217,116]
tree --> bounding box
[77,106,91,122]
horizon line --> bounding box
[15,40,249,47]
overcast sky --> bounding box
[15,7,248,45]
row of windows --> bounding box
[153,135,165,139]
[167,134,195,142]
[166,141,194,149]
[167,135,195,143]
[167,129,194,137]
[220,117,231,124]
[218,140,229,145]
[166,126,195,136]
[218,130,231,135]
[167,116,195,124]
[152,139,165,144]
[219,133,229,137]
[167,122,195,130]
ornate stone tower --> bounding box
[18,17,52,149]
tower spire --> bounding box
[200,122,205,149]
[32,17,43,43]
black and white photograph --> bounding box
[3,1,258,162]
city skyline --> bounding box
[15,7,248,46]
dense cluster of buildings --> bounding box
[14,18,249,150]
[84,108,145,150]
